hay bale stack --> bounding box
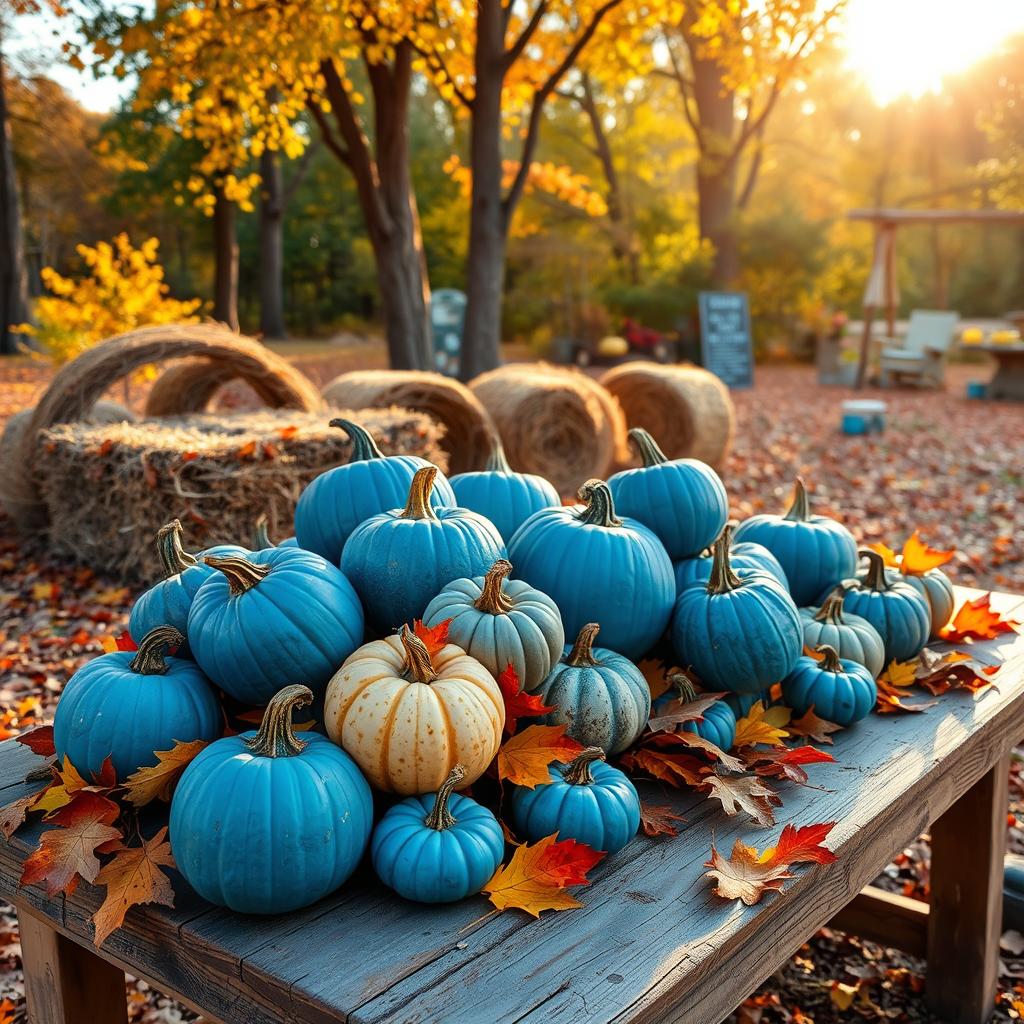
[598,361,735,470]
[322,370,496,475]
[470,363,628,496]
[34,408,446,582]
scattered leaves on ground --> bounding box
[121,740,210,807]
[734,701,792,748]
[942,593,1022,643]
[496,724,583,789]
[639,802,687,837]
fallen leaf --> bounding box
[915,647,997,695]
[900,531,955,575]
[637,657,679,702]
[496,724,584,789]
[830,981,860,1010]
[412,618,450,658]
[646,692,727,733]
[761,821,838,865]
[667,729,745,772]
[866,542,900,568]
[237,440,258,459]
[99,631,137,654]
[93,587,131,607]
[877,659,937,713]
[942,593,1021,643]
[639,802,686,837]
[705,839,792,905]
[742,745,836,785]
[618,747,709,787]
[34,758,94,816]
[733,701,791,748]
[121,740,210,807]
[702,771,781,826]
[0,793,42,839]
[16,725,55,757]
[496,663,555,736]
[278,425,299,440]
[787,707,842,745]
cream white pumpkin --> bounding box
[324,625,505,795]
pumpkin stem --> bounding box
[129,625,184,676]
[400,625,438,683]
[706,525,743,595]
[252,514,274,550]
[782,477,810,522]
[814,590,847,625]
[245,684,311,758]
[628,427,668,468]
[155,519,197,578]
[565,623,601,667]
[204,554,271,596]
[400,466,440,521]
[485,437,512,473]
[475,559,514,614]
[814,644,843,673]
[575,479,622,528]
[859,549,891,592]
[330,418,385,462]
[562,746,606,785]
[668,672,699,704]
[424,763,466,830]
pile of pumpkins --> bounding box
[50,418,947,916]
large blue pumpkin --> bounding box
[188,547,364,703]
[54,625,222,783]
[294,419,455,563]
[674,540,788,594]
[421,559,564,692]
[170,685,373,915]
[841,550,931,663]
[607,428,728,559]
[733,477,858,607]
[449,438,560,545]
[341,466,506,635]
[781,645,877,726]
[800,590,885,678]
[672,527,802,694]
[508,747,640,855]
[508,479,674,659]
[533,623,650,754]
[371,764,504,903]
[650,677,737,750]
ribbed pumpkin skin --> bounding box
[277,536,299,548]
[894,569,955,638]
[54,651,221,783]
[509,759,640,854]
[450,471,560,545]
[188,548,364,703]
[651,692,737,749]
[169,732,373,914]
[800,605,885,678]
[781,653,877,726]
[674,542,788,593]
[371,791,504,902]
[843,580,930,663]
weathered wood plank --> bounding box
[829,886,928,958]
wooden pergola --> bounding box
[847,207,1024,388]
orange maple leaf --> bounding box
[742,745,835,785]
[497,725,584,789]
[942,594,1021,643]
[900,531,955,575]
[122,740,211,807]
[639,802,686,837]
[761,821,838,866]
[733,701,791,748]
[787,707,842,745]
[412,618,451,658]
[705,839,793,906]
[866,542,900,568]
[496,663,554,736]
[99,630,137,654]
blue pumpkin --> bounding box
[508,479,675,659]
[450,438,560,545]
[723,690,773,719]
[650,677,737,750]
[781,645,877,726]
[608,428,728,559]
[188,547,364,703]
[294,419,455,563]
[509,747,640,855]
[54,625,221,783]
[421,559,564,692]
[672,526,802,694]
[800,590,885,678]
[841,550,931,664]
[733,477,858,607]
[533,623,650,754]
[674,540,788,594]
[170,685,372,914]
[340,466,506,635]
[371,764,504,903]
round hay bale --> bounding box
[321,370,496,475]
[469,363,627,496]
[598,361,735,469]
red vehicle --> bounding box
[551,318,678,367]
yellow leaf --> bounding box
[900,531,955,575]
[866,542,900,568]
[496,725,584,789]
[121,740,210,807]
[733,701,789,748]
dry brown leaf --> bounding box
[787,707,843,745]
[701,771,781,826]
[705,839,793,905]
[639,802,687,837]
[121,739,210,807]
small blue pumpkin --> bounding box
[421,559,564,692]
[188,547,364,703]
[672,526,802,694]
[371,764,504,903]
[341,466,506,635]
[54,625,222,783]
[723,690,773,719]
[733,477,858,607]
[892,566,956,639]
[674,539,789,593]
[607,428,728,559]
[508,747,640,855]
[781,644,877,726]
[170,685,373,914]
[508,479,675,659]
[800,590,885,678]
[533,623,650,754]
[450,438,560,545]
[294,419,455,563]
[650,675,737,750]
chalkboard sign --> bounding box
[430,288,466,378]
[697,291,753,388]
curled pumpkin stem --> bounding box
[565,623,601,667]
[331,418,385,462]
[858,549,891,592]
[424,763,466,830]
[562,746,605,786]
[401,625,438,683]
[485,437,512,473]
[814,644,843,673]
[575,479,622,528]
[155,519,197,578]
[129,625,185,676]
[401,466,440,521]
[783,477,810,522]
[668,672,699,704]
[706,525,742,595]
[205,554,271,595]
[475,559,514,615]
[814,591,847,624]
[252,514,274,550]
[246,684,312,758]
[627,427,669,468]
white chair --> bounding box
[877,310,959,388]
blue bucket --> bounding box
[841,400,886,435]
[967,380,987,399]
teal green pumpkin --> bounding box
[170,685,373,915]
[607,428,728,559]
[533,623,650,754]
[449,438,560,544]
[507,479,675,659]
[340,466,506,635]
[421,559,564,692]
[294,419,455,563]
[800,590,885,678]
[371,764,504,903]
[508,747,640,855]
[674,539,788,593]
[187,548,364,703]
[53,626,221,783]
[781,644,877,726]
[893,567,955,638]
[650,675,737,750]
[671,526,802,694]
[732,477,858,606]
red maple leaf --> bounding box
[413,618,450,657]
[16,725,55,758]
[497,663,554,735]
[764,821,838,866]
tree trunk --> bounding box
[0,49,29,355]
[212,183,239,331]
[258,149,287,339]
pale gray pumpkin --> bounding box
[889,568,955,639]
[800,590,886,679]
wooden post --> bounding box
[883,224,897,337]
[854,303,876,390]
[17,907,128,1024]
[925,758,1008,1024]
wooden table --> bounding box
[1,589,1023,1024]
[979,341,1024,400]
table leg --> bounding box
[17,906,128,1024]
[925,757,1008,1024]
